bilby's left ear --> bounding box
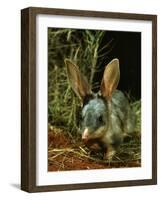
[65,59,91,101]
[100,58,120,99]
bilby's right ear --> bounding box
[65,59,91,101]
[100,58,120,99]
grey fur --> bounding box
[81,90,135,147]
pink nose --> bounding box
[82,128,89,141]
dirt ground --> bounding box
[48,127,141,171]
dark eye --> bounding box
[98,115,103,123]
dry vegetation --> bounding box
[48,28,141,171]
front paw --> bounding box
[104,148,116,161]
[84,139,102,152]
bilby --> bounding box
[65,58,135,160]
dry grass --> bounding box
[48,28,110,135]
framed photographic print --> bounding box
[21,7,157,192]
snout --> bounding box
[82,128,89,142]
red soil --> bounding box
[48,128,141,171]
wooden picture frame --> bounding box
[21,7,157,192]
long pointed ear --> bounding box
[100,58,120,99]
[65,59,91,101]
